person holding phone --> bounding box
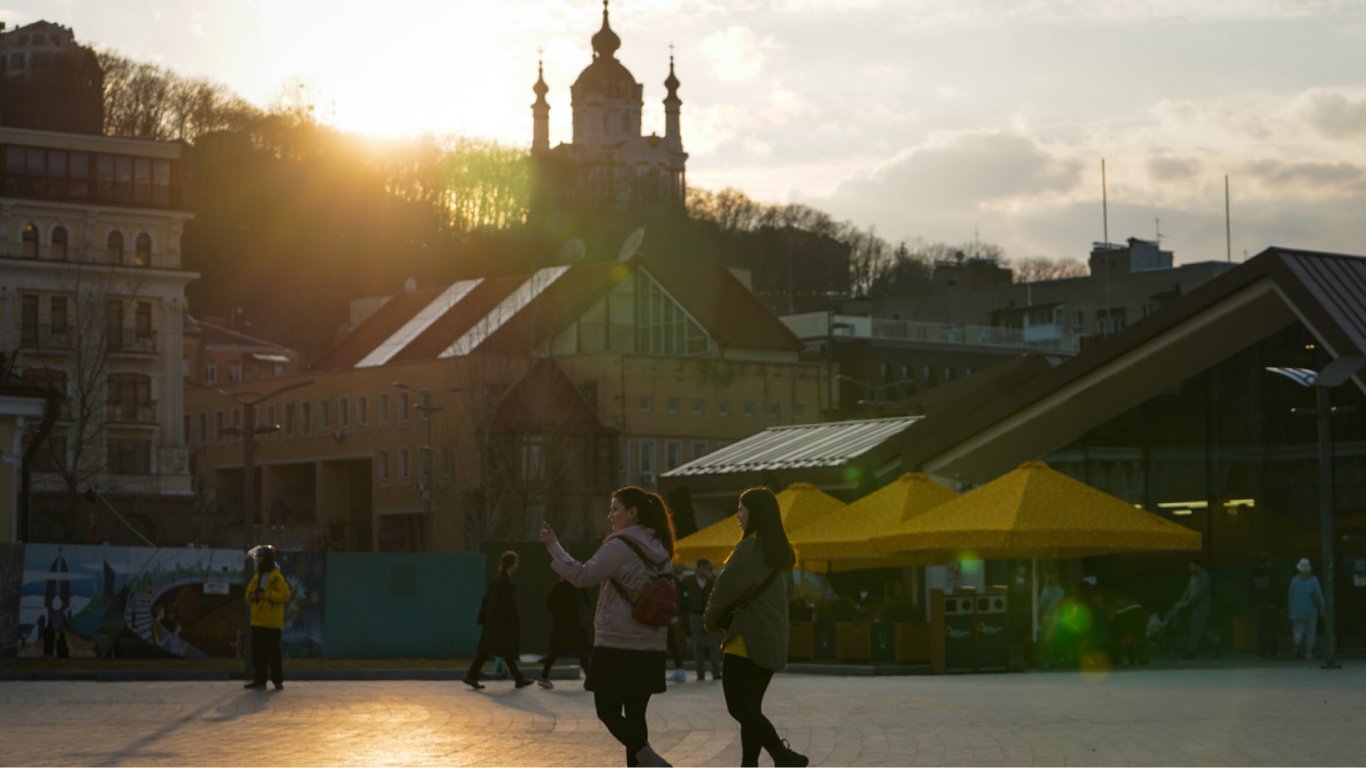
[539,487,676,768]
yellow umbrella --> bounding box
[791,473,959,572]
[675,482,846,565]
[873,461,1202,638]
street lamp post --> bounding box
[209,378,313,679]
[394,383,457,551]
[826,318,854,418]
[1267,356,1366,669]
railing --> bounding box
[17,324,76,352]
[107,329,159,354]
[782,312,1082,353]
[107,401,158,423]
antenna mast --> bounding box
[1102,158,1109,246]
[1225,174,1232,263]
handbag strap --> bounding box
[609,535,664,601]
[732,567,782,612]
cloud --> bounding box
[699,25,775,83]
[1148,157,1200,182]
[1302,89,1366,140]
[1244,159,1366,193]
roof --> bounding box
[663,416,922,478]
[490,359,612,434]
[309,258,799,372]
[900,247,1366,482]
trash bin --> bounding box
[976,590,1009,672]
[944,592,976,673]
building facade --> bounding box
[187,257,823,553]
[0,125,196,543]
[0,21,102,135]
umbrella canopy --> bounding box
[675,482,846,565]
[791,473,959,571]
[873,461,1202,559]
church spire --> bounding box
[532,54,550,153]
[591,0,621,59]
[663,47,682,153]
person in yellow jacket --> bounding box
[244,545,290,690]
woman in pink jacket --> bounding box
[540,486,676,768]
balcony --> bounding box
[17,324,76,353]
[107,329,159,355]
[107,400,157,423]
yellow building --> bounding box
[187,257,825,552]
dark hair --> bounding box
[500,550,519,572]
[738,487,796,569]
[613,486,676,559]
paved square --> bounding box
[2,664,1364,766]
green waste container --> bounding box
[944,593,976,673]
[976,591,1009,672]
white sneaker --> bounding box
[667,668,687,682]
[535,677,554,689]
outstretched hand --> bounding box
[539,521,558,547]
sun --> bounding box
[252,1,542,141]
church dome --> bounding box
[572,55,638,99]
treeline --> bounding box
[96,50,1086,357]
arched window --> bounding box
[107,231,124,264]
[51,226,68,261]
[21,223,38,259]
[134,233,151,266]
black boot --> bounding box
[770,740,808,768]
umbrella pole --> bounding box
[1031,552,1039,643]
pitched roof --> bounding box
[899,247,1366,482]
[663,416,922,478]
[642,259,804,353]
[490,359,613,434]
[308,258,799,371]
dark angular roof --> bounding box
[898,246,1366,481]
[642,259,804,353]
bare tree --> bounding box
[1009,256,1089,282]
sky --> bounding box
[7,0,1366,264]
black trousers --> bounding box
[594,690,651,766]
[466,652,526,683]
[250,626,283,686]
[722,654,783,766]
[541,648,591,679]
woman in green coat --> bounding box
[703,488,808,768]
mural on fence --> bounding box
[15,544,326,659]
[277,550,326,658]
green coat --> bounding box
[703,536,790,672]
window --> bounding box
[135,301,152,338]
[21,223,38,259]
[197,412,207,443]
[301,401,312,435]
[215,410,225,442]
[743,402,755,418]
[320,399,332,433]
[638,440,656,485]
[719,400,731,417]
[284,402,295,436]
[337,397,349,432]
[228,362,242,382]
[378,449,391,485]
[667,398,679,415]
[107,373,151,421]
[792,403,806,422]
[767,403,781,420]
[640,397,653,413]
[204,363,217,385]
[107,438,151,475]
[665,441,683,471]
[636,270,711,356]
[691,441,709,459]
[20,295,38,346]
[134,233,151,266]
[358,395,369,428]
[266,405,277,438]
[107,231,123,264]
[50,226,67,260]
[692,398,704,415]
[379,392,391,427]
[521,436,546,482]
[399,391,411,424]
[50,297,68,334]
[399,447,411,484]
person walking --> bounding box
[1249,552,1280,659]
[703,487,808,768]
[681,558,722,680]
[537,576,592,689]
[539,487,676,767]
[1174,560,1213,659]
[464,551,533,690]
[1288,557,1325,660]
[244,544,291,690]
